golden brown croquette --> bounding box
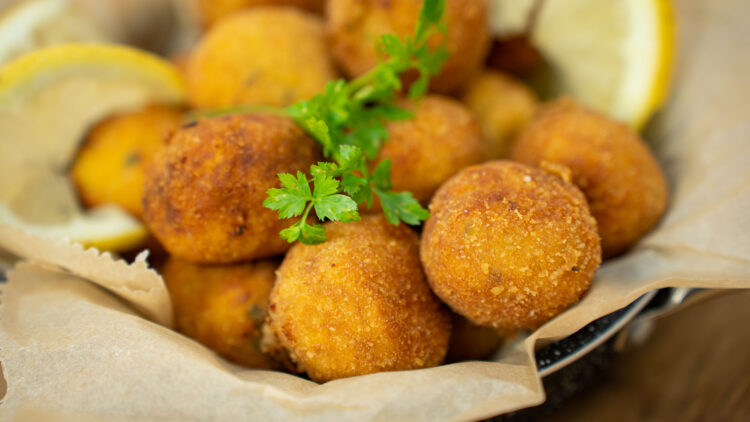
[373,95,485,207]
[461,70,537,160]
[71,105,182,219]
[264,215,451,382]
[327,0,490,94]
[186,7,337,109]
[445,313,508,363]
[142,113,321,263]
[512,98,669,257]
[197,0,325,28]
[161,257,279,368]
[421,161,601,331]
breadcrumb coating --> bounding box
[162,258,279,369]
[71,105,182,219]
[461,70,537,160]
[512,98,669,257]
[264,215,451,382]
[421,161,601,330]
[142,113,320,263]
[186,7,337,109]
[327,0,490,94]
[197,0,325,28]
[373,95,485,207]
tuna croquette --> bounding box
[186,7,337,109]
[263,215,451,382]
[373,95,485,207]
[421,161,601,331]
[461,70,537,160]
[162,257,278,368]
[142,113,320,263]
[71,105,182,219]
[512,99,669,257]
[327,0,490,94]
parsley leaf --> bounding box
[414,0,446,43]
[371,159,393,191]
[263,171,311,219]
[314,194,359,223]
[375,189,430,226]
[281,220,327,244]
[266,0,447,244]
[311,171,359,222]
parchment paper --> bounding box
[1,0,750,420]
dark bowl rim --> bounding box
[536,290,657,377]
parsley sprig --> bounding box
[264,0,448,244]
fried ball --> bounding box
[461,70,537,160]
[512,99,669,257]
[264,215,451,382]
[421,161,601,331]
[197,0,325,27]
[143,113,321,263]
[186,7,337,109]
[372,95,484,207]
[162,257,278,368]
[71,105,182,219]
[445,313,508,363]
[327,0,490,94]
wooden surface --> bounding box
[538,291,750,422]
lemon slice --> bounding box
[488,0,675,128]
[0,0,107,66]
[0,43,185,251]
[0,204,148,251]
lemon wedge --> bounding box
[488,0,675,128]
[0,204,148,251]
[0,43,185,251]
[0,0,107,66]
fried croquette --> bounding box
[71,105,182,219]
[445,313,508,363]
[186,7,337,109]
[421,161,601,331]
[461,70,537,160]
[263,215,451,382]
[374,95,485,206]
[512,99,669,257]
[327,0,490,94]
[162,258,278,368]
[142,113,321,263]
[197,0,325,27]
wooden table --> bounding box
[538,291,750,422]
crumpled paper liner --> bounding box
[0,225,172,327]
[1,0,750,420]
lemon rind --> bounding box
[0,43,186,107]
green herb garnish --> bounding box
[264,0,448,245]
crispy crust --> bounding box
[421,161,601,330]
[71,105,182,219]
[327,0,490,94]
[512,99,669,257]
[186,7,337,108]
[461,71,538,160]
[161,258,279,369]
[143,113,320,263]
[265,215,451,382]
[197,0,326,28]
[372,95,484,207]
